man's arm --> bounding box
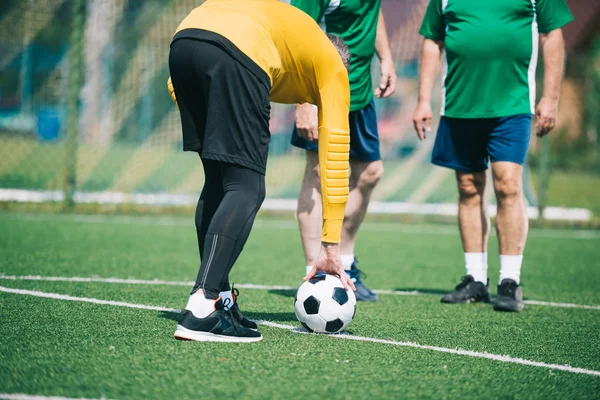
[303,71,355,291]
[412,38,444,140]
[535,28,566,137]
[374,9,397,98]
[291,0,331,142]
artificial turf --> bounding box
[0,212,599,399]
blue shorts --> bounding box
[431,114,532,172]
[290,99,381,161]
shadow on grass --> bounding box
[156,309,297,323]
[394,287,449,296]
[245,311,297,323]
[268,289,296,298]
[158,310,181,322]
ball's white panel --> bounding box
[295,281,314,303]
[339,301,356,324]
[347,287,357,305]
[294,300,308,322]
[324,274,344,288]
[303,314,327,333]
[311,281,335,302]
[340,320,350,332]
[318,297,342,321]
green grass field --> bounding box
[1,212,599,399]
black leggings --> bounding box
[192,158,265,299]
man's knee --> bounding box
[494,174,522,202]
[457,172,486,201]
[354,160,384,191]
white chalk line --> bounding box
[2,212,599,239]
[0,394,107,400]
[1,273,598,310]
[1,285,599,378]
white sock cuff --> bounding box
[341,254,354,271]
[499,254,523,285]
[464,252,488,283]
[464,252,487,267]
[305,265,313,275]
[186,292,217,319]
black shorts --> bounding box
[169,30,271,174]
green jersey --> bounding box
[419,0,573,118]
[291,0,380,111]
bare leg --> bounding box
[491,161,527,312]
[296,151,322,266]
[456,171,490,253]
[492,162,528,255]
[439,170,492,303]
[340,160,384,255]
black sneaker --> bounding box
[174,298,262,342]
[494,279,524,312]
[346,259,377,302]
[231,285,258,330]
[441,275,492,304]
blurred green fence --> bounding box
[0,0,597,219]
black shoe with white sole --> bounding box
[231,285,258,330]
[441,275,492,304]
[494,279,524,312]
[174,298,262,343]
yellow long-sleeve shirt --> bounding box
[169,0,350,243]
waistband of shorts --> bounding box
[172,29,271,92]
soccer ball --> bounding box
[294,274,356,333]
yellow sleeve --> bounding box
[317,71,351,243]
[167,76,178,107]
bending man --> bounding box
[168,0,354,342]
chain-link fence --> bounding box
[0,0,597,219]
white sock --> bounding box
[499,255,523,284]
[185,292,218,319]
[219,290,234,307]
[341,254,354,271]
[305,265,313,275]
[465,252,488,283]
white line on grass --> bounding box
[1,285,599,378]
[1,274,598,310]
[0,394,108,400]
[3,213,599,239]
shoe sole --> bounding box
[174,325,262,343]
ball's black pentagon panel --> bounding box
[309,274,327,284]
[303,295,320,315]
[325,318,344,333]
[301,322,313,333]
[332,287,349,305]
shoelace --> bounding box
[231,284,240,305]
[349,266,367,282]
[455,275,473,290]
[221,297,241,333]
[500,281,517,296]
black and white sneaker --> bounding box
[494,279,524,312]
[231,285,258,330]
[174,298,262,343]
[441,275,492,304]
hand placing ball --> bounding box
[295,274,356,334]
